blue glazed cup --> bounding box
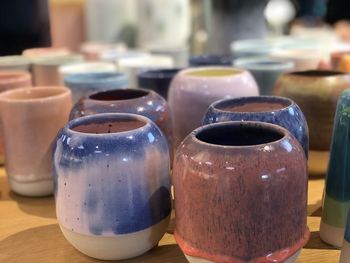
[64,72,128,103]
[203,96,309,158]
[189,54,232,67]
[53,113,171,260]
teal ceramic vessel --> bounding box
[320,89,350,247]
[340,211,350,262]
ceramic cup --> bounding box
[53,113,171,260]
[331,51,350,70]
[338,54,350,73]
[145,44,189,67]
[168,67,259,149]
[0,56,32,72]
[137,68,181,99]
[340,211,350,262]
[189,54,232,67]
[69,88,172,158]
[233,57,295,95]
[32,54,84,86]
[64,72,128,103]
[0,86,72,196]
[173,121,309,262]
[203,96,309,158]
[273,70,350,151]
[22,47,70,58]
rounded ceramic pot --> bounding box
[203,96,309,158]
[168,67,259,148]
[0,86,72,196]
[173,121,309,263]
[0,56,32,72]
[64,72,128,103]
[138,68,181,99]
[53,113,171,260]
[273,70,350,151]
[189,54,232,67]
[69,88,172,156]
[234,57,294,95]
[22,47,70,58]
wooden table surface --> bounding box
[0,151,339,263]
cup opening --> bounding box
[185,68,240,77]
[290,70,343,77]
[89,89,149,101]
[196,122,284,146]
[139,69,181,79]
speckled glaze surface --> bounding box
[0,86,72,196]
[168,67,259,149]
[138,68,181,99]
[53,113,171,257]
[320,90,350,247]
[203,96,309,158]
[64,72,128,103]
[189,55,232,66]
[273,70,350,151]
[173,121,309,263]
[69,88,173,157]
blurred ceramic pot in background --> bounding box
[145,44,189,68]
[273,70,350,151]
[168,67,258,148]
[54,113,171,260]
[0,86,72,196]
[22,47,70,58]
[64,72,128,103]
[189,54,232,67]
[203,96,308,158]
[173,121,309,262]
[234,57,294,95]
[340,212,350,262]
[0,56,32,72]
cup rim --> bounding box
[233,57,294,71]
[64,72,127,85]
[0,71,31,84]
[88,88,151,101]
[138,68,182,80]
[178,66,245,79]
[59,62,116,74]
[286,70,345,78]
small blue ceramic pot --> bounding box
[53,113,171,260]
[203,96,309,158]
[138,68,182,99]
[189,54,232,66]
[64,72,128,103]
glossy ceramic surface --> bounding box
[234,57,294,95]
[64,72,128,103]
[189,55,232,67]
[168,67,259,149]
[138,68,181,99]
[0,56,32,72]
[0,86,72,196]
[53,113,171,259]
[173,121,309,262]
[203,96,309,158]
[320,90,350,247]
[273,70,350,151]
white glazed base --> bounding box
[320,220,344,248]
[185,249,301,263]
[60,215,170,260]
[9,178,53,197]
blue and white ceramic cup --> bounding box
[53,113,171,260]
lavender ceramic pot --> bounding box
[173,121,309,263]
[203,96,309,158]
[168,67,258,148]
[53,113,171,260]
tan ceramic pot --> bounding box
[0,86,72,196]
[273,70,350,151]
[22,47,70,58]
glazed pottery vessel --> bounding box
[64,72,128,103]
[273,70,350,151]
[22,47,70,58]
[53,113,171,260]
[0,56,32,72]
[320,90,350,247]
[138,68,181,99]
[146,44,189,67]
[338,54,350,73]
[69,88,172,156]
[331,51,350,70]
[0,86,72,196]
[173,121,309,263]
[340,212,350,262]
[234,57,294,95]
[203,96,309,158]
[32,54,84,86]
[189,54,232,67]
[168,67,259,149]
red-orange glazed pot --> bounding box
[173,121,309,263]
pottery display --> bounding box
[22,47,70,58]
[64,72,128,103]
[138,68,181,99]
[32,54,84,86]
[53,113,171,260]
[168,67,259,149]
[145,44,189,67]
[189,54,232,67]
[338,54,350,73]
[340,212,350,262]
[273,70,350,151]
[69,88,172,156]
[173,121,309,262]
[203,96,309,158]
[330,51,350,70]
[233,57,294,95]
[0,86,72,196]
[320,90,350,247]
[80,42,127,61]
[101,50,149,63]
[0,56,32,72]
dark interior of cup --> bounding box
[139,69,180,79]
[290,70,343,77]
[196,123,284,146]
[89,89,148,101]
[72,119,146,134]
